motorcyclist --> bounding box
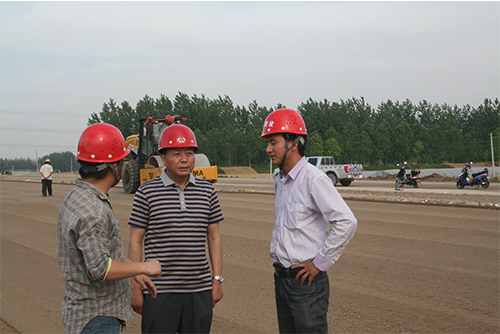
[461,162,472,181]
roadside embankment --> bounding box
[1,173,499,209]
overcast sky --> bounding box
[1,1,498,160]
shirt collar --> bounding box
[75,178,109,202]
[281,156,308,182]
[160,170,197,188]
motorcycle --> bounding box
[456,162,490,189]
[395,162,421,190]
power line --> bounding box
[0,126,83,134]
[0,110,90,118]
[0,143,76,150]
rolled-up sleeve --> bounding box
[311,176,358,271]
[76,211,113,281]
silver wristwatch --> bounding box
[212,275,224,283]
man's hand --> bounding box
[212,280,223,307]
[292,261,321,287]
[144,259,162,277]
[133,274,158,298]
[130,283,145,314]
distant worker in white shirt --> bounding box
[260,108,358,334]
[40,158,54,197]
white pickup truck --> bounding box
[306,156,363,186]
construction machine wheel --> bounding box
[123,159,141,194]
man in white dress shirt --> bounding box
[260,108,358,334]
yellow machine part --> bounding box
[192,166,218,183]
[139,166,218,186]
[125,134,139,156]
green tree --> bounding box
[83,93,500,168]
[413,140,424,164]
[393,122,412,163]
[358,131,373,165]
[204,128,221,166]
[136,95,156,119]
[244,123,265,166]
[411,123,431,163]
[443,127,463,163]
[465,98,500,161]
[340,122,359,164]
[492,128,500,164]
[194,129,208,155]
[155,94,173,115]
[40,151,78,173]
[88,99,137,138]
[373,122,392,165]
[306,131,325,156]
[324,138,342,160]
[429,125,444,163]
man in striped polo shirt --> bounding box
[128,124,224,333]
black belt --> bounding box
[274,266,302,278]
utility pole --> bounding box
[491,133,496,179]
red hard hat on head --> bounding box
[76,123,130,163]
[260,108,308,138]
[158,124,200,153]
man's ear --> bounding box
[289,142,299,152]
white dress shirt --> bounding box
[40,163,53,180]
[270,156,357,271]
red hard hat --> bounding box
[260,108,308,138]
[76,123,130,163]
[158,124,200,153]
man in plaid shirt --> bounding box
[57,123,161,334]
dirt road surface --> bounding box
[1,178,499,333]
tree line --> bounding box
[2,93,498,172]
[89,93,499,168]
[0,151,77,173]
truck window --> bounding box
[308,158,317,166]
[321,157,333,165]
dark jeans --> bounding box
[142,291,213,334]
[274,270,329,334]
[42,179,52,196]
[81,316,121,334]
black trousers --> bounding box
[142,291,212,334]
[42,179,52,196]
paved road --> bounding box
[1,180,499,333]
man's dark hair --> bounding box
[283,134,307,156]
[78,161,111,180]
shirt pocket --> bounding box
[285,203,308,231]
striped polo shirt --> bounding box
[128,171,223,293]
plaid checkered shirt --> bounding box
[57,179,132,334]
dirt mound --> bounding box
[444,162,498,168]
[219,167,257,175]
[368,173,456,182]
[421,173,455,182]
[367,174,396,181]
